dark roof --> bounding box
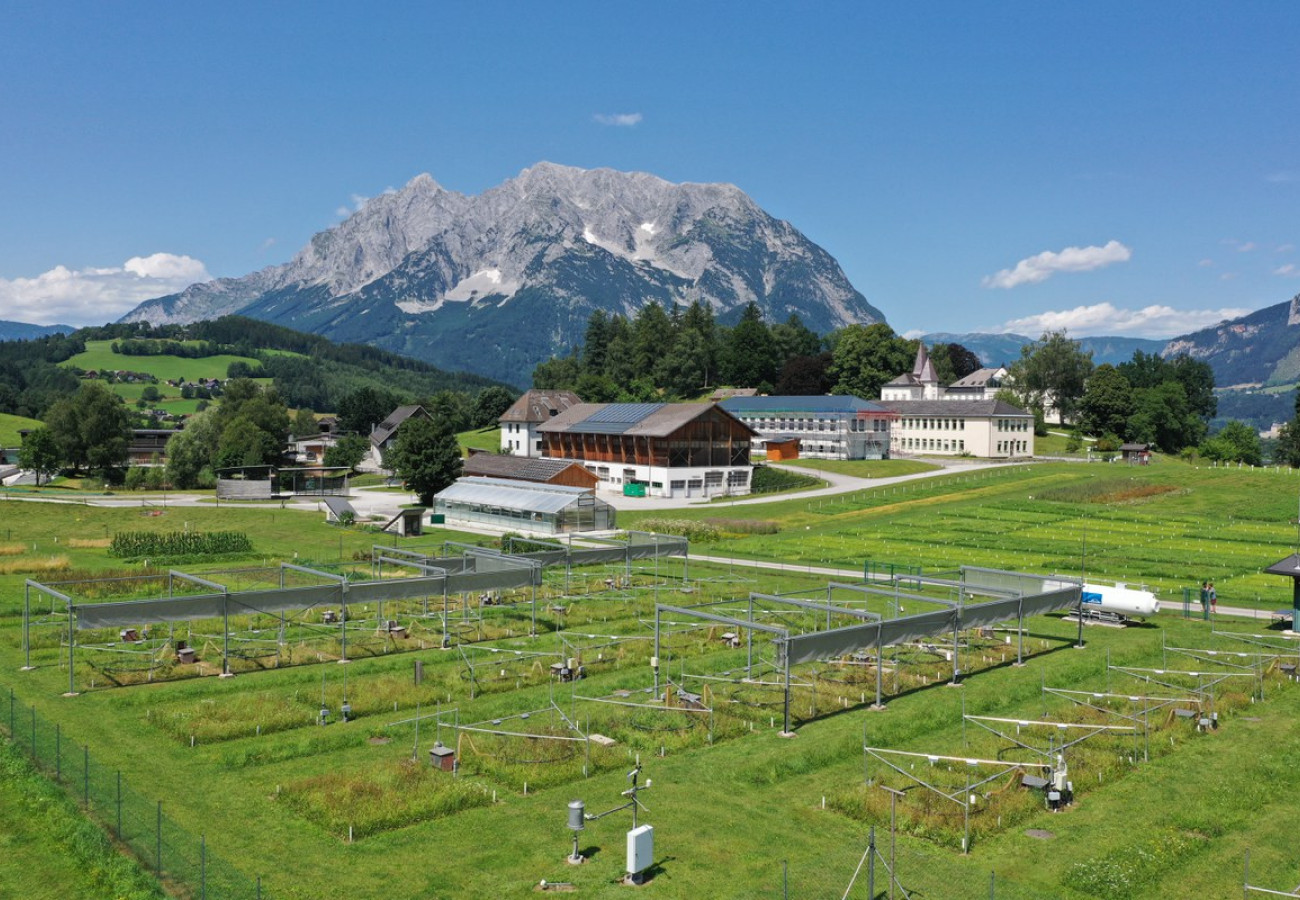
[720,395,892,415]
[462,454,597,485]
[370,405,429,446]
[878,399,1032,417]
[884,373,921,387]
[1265,554,1300,578]
[1119,443,1150,452]
[538,402,755,438]
[499,390,583,424]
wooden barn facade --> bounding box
[537,403,755,499]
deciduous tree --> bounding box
[388,415,462,506]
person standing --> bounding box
[1200,581,1210,618]
[1209,582,1217,614]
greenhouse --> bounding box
[433,476,616,534]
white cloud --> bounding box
[1267,171,1300,183]
[593,112,643,127]
[996,302,1252,339]
[982,240,1131,289]
[1275,264,1300,277]
[1197,258,1214,267]
[0,253,212,327]
[1237,241,1257,252]
[1277,243,1295,253]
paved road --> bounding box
[602,458,1028,512]
[686,551,1289,624]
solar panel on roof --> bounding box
[585,403,660,423]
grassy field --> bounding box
[781,458,940,478]
[64,340,265,383]
[3,463,1300,897]
[0,411,42,447]
[458,426,501,454]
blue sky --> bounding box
[1,2,1298,339]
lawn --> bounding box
[458,426,501,454]
[781,458,940,478]
[3,464,1300,898]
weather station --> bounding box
[563,762,655,885]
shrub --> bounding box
[636,518,721,542]
[751,465,822,494]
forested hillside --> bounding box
[0,318,511,424]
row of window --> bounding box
[903,438,965,452]
[743,416,887,433]
[995,419,1030,432]
[997,441,1029,454]
[901,417,966,431]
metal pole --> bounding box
[867,826,876,900]
[653,607,661,700]
[222,593,230,676]
[68,602,76,694]
[889,788,899,900]
[22,588,29,669]
[783,642,791,734]
[340,585,348,662]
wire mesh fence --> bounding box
[2,685,264,899]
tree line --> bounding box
[531,300,981,401]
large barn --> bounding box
[537,402,755,499]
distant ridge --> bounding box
[920,332,1167,368]
[0,320,74,342]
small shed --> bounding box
[1120,443,1151,465]
[382,507,427,536]
[763,435,801,462]
[1264,553,1300,627]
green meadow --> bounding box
[2,460,1300,898]
[0,411,42,447]
[63,340,267,383]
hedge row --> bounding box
[109,531,253,559]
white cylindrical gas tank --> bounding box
[1081,583,1159,617]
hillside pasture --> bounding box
[0,411,42,447]
[63,340,264,383]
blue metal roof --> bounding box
[719,395,888,414]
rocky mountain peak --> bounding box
[121,163,885,384]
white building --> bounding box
[719,395,896,460]
[499,389,582,457]
[883,400,1034,459]
[879,346,1033,458]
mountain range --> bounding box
[122,163,885,386]
[0,320,73,342]
[919,332,1168,368]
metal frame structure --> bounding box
[23,536,688,693]
[654,568,1082,732]
[863,747,1047,854]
